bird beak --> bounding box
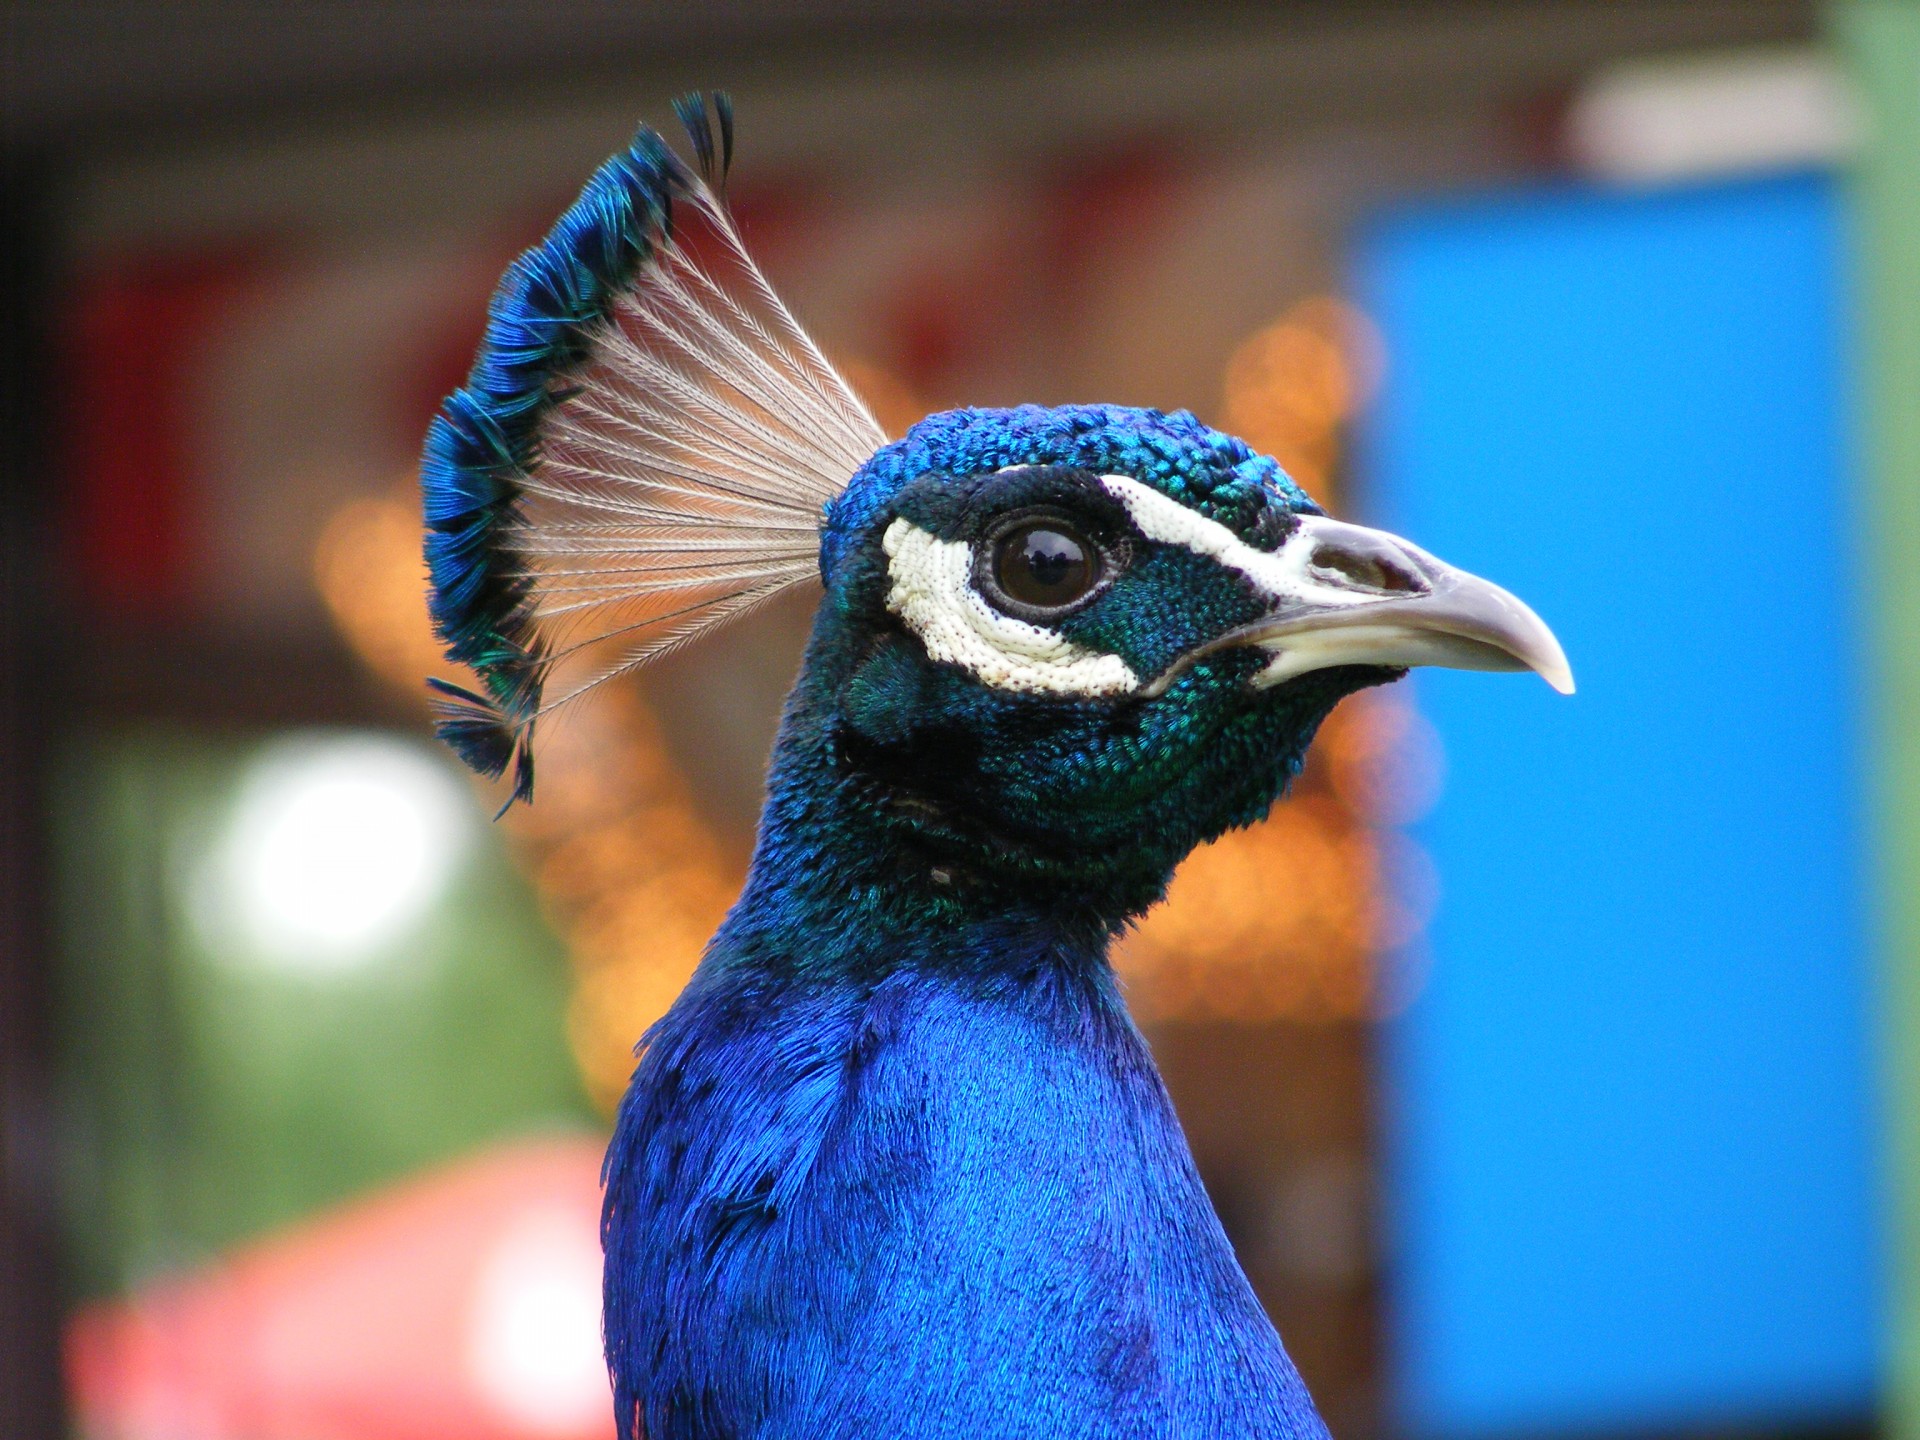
[1141,514,1574,698]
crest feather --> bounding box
[420,93,886,806]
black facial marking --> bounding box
[891,465,1134,551]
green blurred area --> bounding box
[51,726,597,1300]
[1836,5,1920,1438]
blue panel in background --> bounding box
[1360,173,1881,1437]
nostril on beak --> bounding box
[1310,544,1425,595]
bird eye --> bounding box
[989,519,1101,614]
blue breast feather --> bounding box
[603,946,1331,1440]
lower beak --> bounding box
[1144,515,1574,698]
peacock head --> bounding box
[771,401,1566,906]
[776,402,1570,912]
[420,97,1569,917]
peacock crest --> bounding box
[421,93,885,809]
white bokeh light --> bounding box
[466,1208,609,1435]
[196,732,474,974]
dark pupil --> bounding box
[997,524,1092,607]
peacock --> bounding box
[421,96,1570,1440]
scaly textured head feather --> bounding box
[421,92,885,808]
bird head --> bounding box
[776,402,1570,914]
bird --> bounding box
[421,94,1571,1440]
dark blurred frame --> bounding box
[0,153,70,1440]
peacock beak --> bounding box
[1133,512,1573,699]
[1236,515,1574,695]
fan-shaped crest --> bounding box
[421,94,886,808]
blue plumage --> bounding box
[820,404,1319,582]
[605,939,1324,1438]
[423,96,1571,1440]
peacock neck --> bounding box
[716,691,1130,994]
[606,761,1331,1439]
[601,681,1332,1439]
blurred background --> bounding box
[4,2,1919,1437]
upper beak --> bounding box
[1142,514,1574,698]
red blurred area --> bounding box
[68,1137,613,1440]
[66,254,266,621]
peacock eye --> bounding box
[988,519,1101,614]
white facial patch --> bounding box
[1099,477,1377,613]
[881,518,1139,697]
[1099,476,1398,690]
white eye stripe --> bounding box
[879,479,1359,699]
[1099,475,1379,610]
[881,518,1138,697]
